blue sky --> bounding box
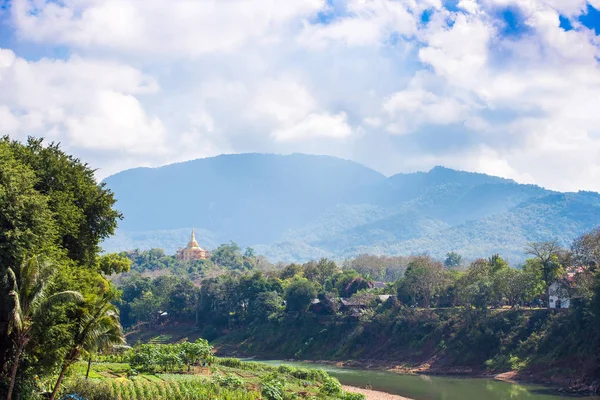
[1,0,600,192]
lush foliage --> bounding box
[0,137,125,399]
[120,242,263,278]
[129,340,213,372]
[57,353,361,400]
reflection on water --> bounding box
[250,360,600,400]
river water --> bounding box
[251,360,600,400]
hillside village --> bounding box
[118,229,597,336]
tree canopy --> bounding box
[0,137,124,398]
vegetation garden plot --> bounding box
[61,352,365,400]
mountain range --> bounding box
[101,153,600,264]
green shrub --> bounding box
[61,379,117,400]
[319,376,342,396]
[218,358,243,368]
[212,373,245,388]
[260,373,285,400]
[342,392,366,400]
[277,365,294,374]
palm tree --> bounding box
[83,318,126,380]
[49,295,124,400]
[5,256,83,400]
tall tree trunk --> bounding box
[85,356,93,379]
[50,348,79,400]
[6,341,23,400]
[49,361,70,400]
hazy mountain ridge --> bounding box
[102,154,600,263]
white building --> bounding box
[548,281,570,309]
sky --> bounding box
[1,0,600,191]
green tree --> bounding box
[167,280,198,321]
[129,291,162,324]
[0,137,122,372]
[83,301,126,379]
[493,267,542,307]
[444,252,463,269]
[397,256,449,308]
[488,254,509,272]
[571,227,600,270]
[280,263,303,279]
[250,291,285,323]
[284,277,317,314]
[49,295,124,400]
[130,344,160,372]
[0,142,59,270]
[525,241,565,309]
[156,344,183,372]
[0,143,60,370]
[456,257,512,308]
[211,241,245,270]
[4,256,82,400]
[303,258,339,286]
[96,253,131,275]
[5,136,121,266]
[343,254,408,282]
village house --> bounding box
[548,267,582,309]
[549,281,570,309]
[376,294,392,303]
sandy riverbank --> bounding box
[342,385,413,400]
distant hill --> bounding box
[102,154,600,264]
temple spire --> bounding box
[178,226,208,261]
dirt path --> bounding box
[342,385,413,400]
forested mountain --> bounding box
[102,154,600,263]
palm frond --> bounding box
[7,290,23,335]
[75,296,125,354]
[35,290,84,316]
[6,267,18,292]
[45,291,84,306]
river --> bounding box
[249,360,600,400]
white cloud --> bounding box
[11,0,325,56]
[248,80,317,125]
[418,13,492,89]
[383,88,469,134]
[0,48,168,174]
[298,0,419,48]
[0,106,20,132]
[2,0,600,192]
[272,112,352,141]
[65,90,166,153]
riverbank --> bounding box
[215,346,599,397]
[326,359,597,396]
[342,385,412,400]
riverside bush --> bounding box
[319,376,342,396]
[260,373,285,400]
[342,393,366,400]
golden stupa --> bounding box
[177,229,209,261]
